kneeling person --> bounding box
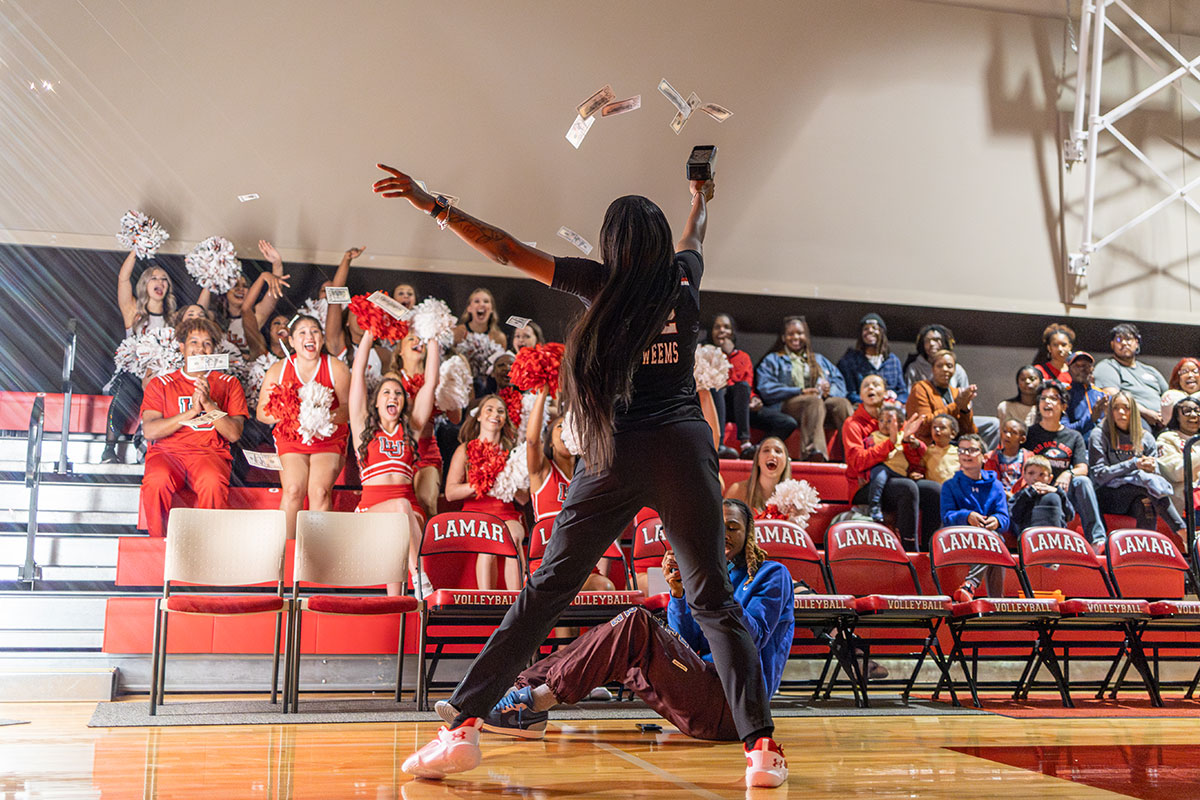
[138,319,248,537]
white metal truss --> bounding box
[1064,0,1200,278]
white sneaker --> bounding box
[745,737,788,788]
[434,699,459,725]
[401,718,483,779]
[411,570,435,601]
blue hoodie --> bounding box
[668,559,795,698]
[940,469,1011,532]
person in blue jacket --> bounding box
[445,498,795,743]
[940,432,1011,602]
[838,313,908,404]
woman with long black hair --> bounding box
[374,165,785,788]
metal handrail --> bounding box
[20,396,45,585]
[57,318,77,474]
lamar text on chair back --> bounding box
[929,526,1064,708]
[1017,526,1157,707]
[287,511,418,712]
[527,516,629,585]
[823,521,955,706]
[150,508,287,716]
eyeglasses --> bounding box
[958,447,982,455]
[1179,406,1200,416]
[1114,335,1139,344]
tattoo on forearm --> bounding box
[448,209,512,263]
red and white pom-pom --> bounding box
[456,332,503,377]
[297,381,335,444]
[349,294,410,342]
[560,410,583,456]
[185,236,242,293]
[407,297,456,349]
[116,210,169,259]
[466,438,508,497]
[243,353,277,409]
[509,342,566,396]
[498,387,523,429]
[299,296,328,331]
[693,344,731,391]
[489,446,530,502]
[265,383,302,442]
[518,390,551,444]
[765,479,821,529]
[435,355,472,411]
[114,326,182,379]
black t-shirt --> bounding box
[1022,423,1086,479]
[551,250,704,432]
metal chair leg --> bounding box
[270,613,282,705]
[148,603,164,716]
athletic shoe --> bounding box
[739,442,756,460]
[434,699,459,726]
[953,582,977,603]
[401,718,483,779]
[586,686,613,701]
[718,445,739,460]
[869,505,884,524]
[100,445,120,465]
[482,685,548,740]
[411,570,434,601]
[745,736,788,788]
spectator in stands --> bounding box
[474,351,516,399]
[1089,390,1185,539]
[756,316,850,462]
[171,304,211,326]
[1022,381,1106,546]
[103,250,179,464]
[393,282,418,309]
[138,319,247,538]
[940,432,1010,602]
[197,240,289,357]
[839,313,907,404]
[996,366,1041,430]
[1156,396,1200,520]
[707,316,785,458]
[864,401,925,523]
[726,436,792,516]
[1160,357,1200,426]
[906,349,977,444]
[984,419,1028,498]
[843,374,939,550]
[1064,351,1108,439]
[1093,323,1168,431]
[902,324,998,449]
[1033,323,1076,386]
[261,313,290,360]
[453,288,508,348]
[511,321,545,351]
[921,413,960,485]
[1009,455,1075,535]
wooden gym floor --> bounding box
[2,695,1198,799]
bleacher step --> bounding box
[0,668,116,701]
[0,595,108,651]
[0,434,139,466]
[0,481,141,514]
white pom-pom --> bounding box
[407,298,456,349]
[185,236,242,293]
[114,326,182,379]
[456,332,504,377]
[489,446,530,502]
[243,353,277,409]
[765,479,822,529]
[693,344,731,391]
[116,210,169,259]
[518,390,551,444]
[217,338,248,381]
[299,296,328,331]
[560,410,582,456]
[435,355,472,411]
[297,381,335,444]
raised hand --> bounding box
[262,272,291,299]
[690,178,715,202]
[900,413,923,440]
[373,164,433,208]
[257,240,282,265]
[344,246,366,260]
[661,551,684,598]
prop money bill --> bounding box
[601,95,641,117]
[237,193,259,202]
[565,114,596,149]
[180,409,227,429]
[186,353,229,373]
[506,315,532,329]
[657,79,689,115]
[557,227,593,255]
[243,450,282,470]
[670,93,703,135]
[324,286,351,304]
[368,290,408,319]
[701,103,732,122]
[577,84,615,119]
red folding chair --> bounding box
[1100,529,1200,700]
[527,516,631,587]
[928,526,1065,708]
[823,521,956,706]
[754,518,862,706]
[631,514,671,611]
[1017,526,1158,707]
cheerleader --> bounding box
[324,247,392,381]
[511,321,544,351]
[393,282,418,309]
[350,329,440,597]
[256,314,350,539]
[389,330,459,519]
[445,394,528,590]
[725,437,793,516]
[103,249,177,463]
[197,240,289,357]
[452,288,507,348]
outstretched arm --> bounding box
[525,386,551,481]
[252,241,290,325]
[410,342,441,431]
[676,179,713,254]
[373,164,555,286]
[348,330,375,436]
[117,250,138,329]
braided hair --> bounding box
[723,498,769,582]
[357,377,417,467]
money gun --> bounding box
[686,145,717,181]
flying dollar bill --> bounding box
[186,353,229,373]
[577,84,616,119]
[565,114,596,149]
[601,95,641,117]
[367,290,407,319]
[657,78,689,115]
[506,315,532,329]
[324,286,350,304]
[701,103,733,122]
[557,226,593,255]
[180,409,228,429]
[243,450,282,470]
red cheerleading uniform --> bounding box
[355,425,422,517]
[400,370,443,472]
[273,354,349,455]
[462,442,524,522]
[531,462,571,521]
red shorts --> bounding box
[463,495,523,522]
[416,435,442,471]
[275,424,350,456]
[356,482,422,519]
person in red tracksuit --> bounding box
[138,318,247,537]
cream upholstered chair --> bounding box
[286,511,418,712]
[150,508,287,715]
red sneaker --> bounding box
[745,736,788,788]
[953,583,976,603]
[402,717,483,779]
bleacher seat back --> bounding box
[825,521,909,566]
[527,518,556,563]
[632,515,668,566]
[295,511,409,588]
[1106,529,1190,600]
[754,519,827,589]
[1019,526,1111,597]
[932,526,1016,570]
[163,508,286,587]
[421,512,519,560]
